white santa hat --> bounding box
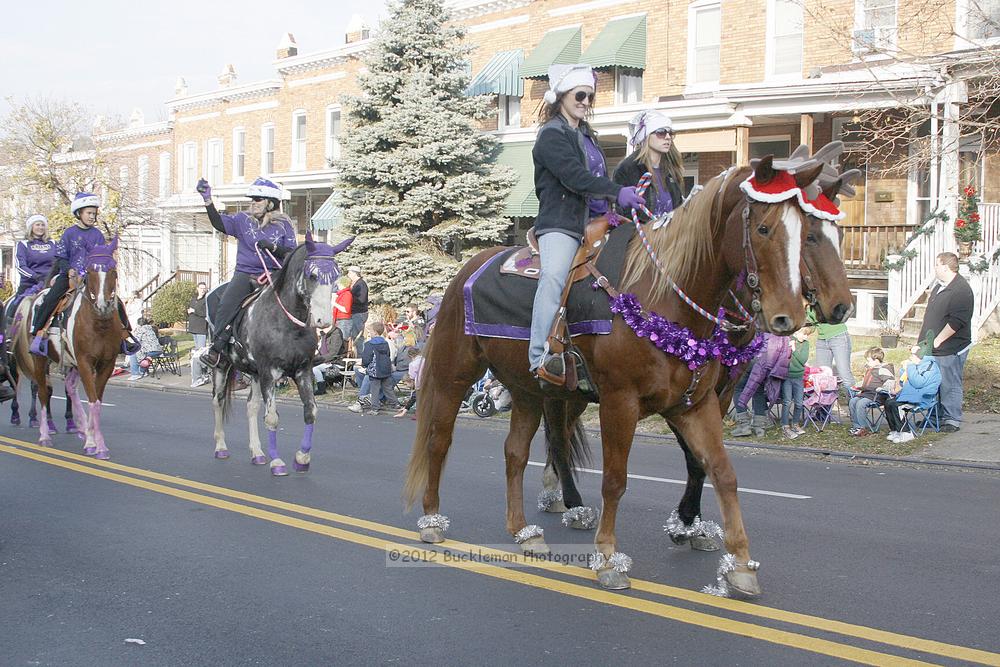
[70,192,100,216]
[25,214,48,236]
[247,177,284,201]
[629,110,673,147]
[543,64,596,105]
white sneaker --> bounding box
[348,402,363,414]
[894,431,915,443]
[128,374,143,381]
[886,431,900,442]
[781,425,799,440]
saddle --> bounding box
[500,216,613,284]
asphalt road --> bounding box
[1,385,999,666]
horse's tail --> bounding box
[403,329,438,511]
[543,409,593,481]
[218,367,238,421]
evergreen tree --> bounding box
[335,0,515,305]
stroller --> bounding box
[803,365,840,432]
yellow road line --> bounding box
[3,436,999,666]
[0,442,940,667]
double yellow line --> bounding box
[1,435,997,666]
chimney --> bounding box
[277,32,298,59]
[174,76,188,97]
[129,107,145,127]
[218,63,237,88]
[345,14,370,44]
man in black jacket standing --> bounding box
[348,265,369,355]
[917,252,975,432]
[187,282,210,350]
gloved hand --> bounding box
[617,186,645,211]
[196,178,213,203]
[256,239,277,253]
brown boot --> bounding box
[534,353,566,387]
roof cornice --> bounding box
[445,0,532,21]
[166,80,283,112]
[94,121,173,143]
[274,40,371,75]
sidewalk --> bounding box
[109,361,1000,467]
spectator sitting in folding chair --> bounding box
[731,333,790,438]
[848,347,896,437]
[803,365,840,431]
[129,318,162,381]
[884,335,941,444]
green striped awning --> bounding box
[495,142,537,217]
[581,15,647,70]
[310,193,340,231]
[466,50,524,97]
[521,27,582,79]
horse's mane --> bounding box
[271,243,308,294]
[620,166,747,303]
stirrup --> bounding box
[534,354,566,387]
[201,347,225,368]
[29,335,48,357]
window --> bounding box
[159,152,171,198]
[137,155,149,201]
[769,0,803,77]
[182,142,197,191]
[497,95,521,130]
[233,128,246,182]
[614,68,643,105]
[206,139,223,186]
[749,136,791,160]
[119,165,129,196]
[854,0,897,54]
[690,3,721,85]
[968,0,1000,40]
[261,124,275,175]
[292,111,307,170]
[326,107,342,164]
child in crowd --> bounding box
[731,333,790,438]
[848,347,896,436]
[780,327,812,439]
[394,348,424,418]
[884,339,941,444]
[350,321,400,415]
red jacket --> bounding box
[333,288,353,322]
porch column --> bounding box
[800,113,814,153]
[735,127,750,167]
[940,80,967,245]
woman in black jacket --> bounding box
[613,110,684,216]
[529,63,644,385]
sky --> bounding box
[1,0,388,126]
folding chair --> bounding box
[803,388,841,432]
[338,358,361,399]
[904,402,940,435]
[150,336,181,377]
[865,400,886,432]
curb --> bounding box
[111,378,1000,473]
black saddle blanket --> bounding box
[464,224,634,340]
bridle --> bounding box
[255,245,337,328]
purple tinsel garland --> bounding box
[609,292,763,373]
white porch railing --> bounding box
[972,203,1000,334]
[887,215,954,327]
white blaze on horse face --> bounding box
[96,271,108,311]
[782,204,802,295]
[310,282,334,328]
[821,220,842,258]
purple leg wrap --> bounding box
[267,430,279,460]
[300,423,314,454]
[46,418,58,434]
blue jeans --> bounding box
[814,332,855,388]
[129,350,161,376]
[192,333,207,350]
[781,377,804,425]
[848,395,878,429]
[355,370,406,403]
[529,231,581,369]
[933,352,968,426]
[350,312,368,353]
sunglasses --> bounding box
[652,129,676,139]
[574,90,596,104]
[250,196,266,202]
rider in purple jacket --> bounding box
[29,193,140,356]
[5,215,57,322]
[197,177,297,368]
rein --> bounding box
[627,173,754,333]
[255,246,308,328]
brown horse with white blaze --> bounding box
[404,158,823,595]
[13,238,124,458]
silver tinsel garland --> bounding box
[513,524,544,544]
[561,506,598,529]
[663,509,724,541]
[590,551,633,574]
[536,488,563,511]
[416,513,450,531]
[702,553,761,597]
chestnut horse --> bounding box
[537,175,857,567]
[13,239,123,457]
[404,159,823,595]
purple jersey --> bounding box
[16,238,57,286]
[582,133,610,218]
[56,224,107,274]
[220,211,297,275]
